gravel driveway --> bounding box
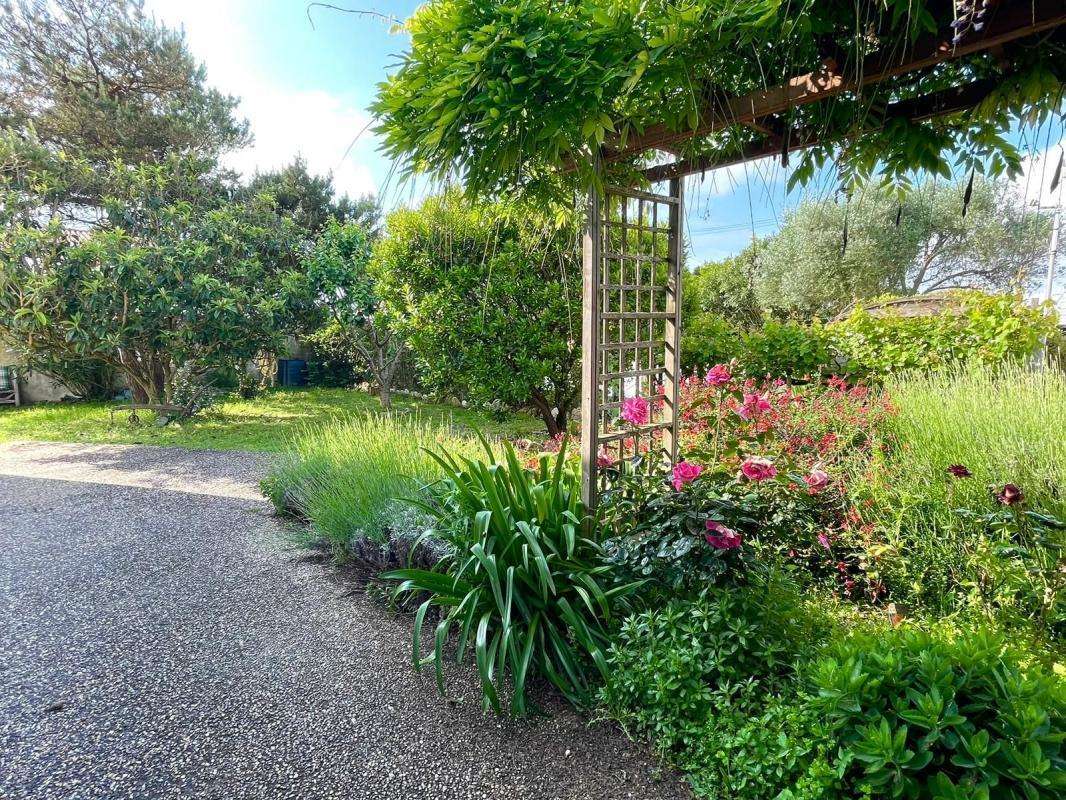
[0,441,688,800]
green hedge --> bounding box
[681,291,1058,380]
[832,291,1058,376]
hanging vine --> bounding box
[371,1,1064,199]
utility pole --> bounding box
[1036,179,1062,368]
[1043,192,1060,306]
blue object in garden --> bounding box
[278,359,307,388]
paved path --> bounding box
[0,441,688,800]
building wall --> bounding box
[0,347,75,404]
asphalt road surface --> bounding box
[0,441,688,800]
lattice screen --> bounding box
[580,180,683,506]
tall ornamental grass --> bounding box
[262,414,486,554]
[879,363,1065,517]
[858,363,1065,624]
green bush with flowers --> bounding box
[589,359,1064,798]
[373,354,1063,799]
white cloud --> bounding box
[685,155,781,198]
[145,0,378,199]
[1016,138,1065,209]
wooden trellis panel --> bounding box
[580,180,683,507]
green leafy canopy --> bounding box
[372,1,1064,199]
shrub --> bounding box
[808,626,1066,799]
[829,291,1057,377]
[742,320,837,381]
[680,313,746,374]
[683,292,1056,384]
[600,579,841,798]
[681,316,837,380]
[599,462,761,595]
[382,438,638,716]
[682,692,838,800]
[262,414,483,555]
[371,190,581,434]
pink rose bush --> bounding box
[704,363,732,386]
[803,469,830,493]
[705,520,743,550]
[736,392,772,421]
[740,456,777,482]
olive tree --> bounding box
[755,177,1051,319]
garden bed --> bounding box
[267,361,1065,799]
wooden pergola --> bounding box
[579,0,1065,506]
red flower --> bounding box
[740,456,777,482]
[946,464,971,479]
[705,520,743,550]
[996,483,1024,506]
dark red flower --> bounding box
[996,483,1024,506]
[946,464,972,478]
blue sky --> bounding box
[148,1,1063,275]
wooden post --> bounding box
[580,184,602,508]
[661,177,683,463]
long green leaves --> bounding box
[382,437,638,716]
[262,414,485,553]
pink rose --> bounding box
[596,449,615,468]
[804,469,830,493]
[620,396,650,426]
[736,392,772,420]
[740,456,777,482]
[671,461,703,491]
[704,363,732,387]
[705,520,743,550]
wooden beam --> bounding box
[603,0,1064,164]
[661,177,683,465]
[579,183,602,509]
[642,78,999,182]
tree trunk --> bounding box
[530,390,563,437]
[554,402,571,435]
[377,380,392,410]
[130,381,149,404]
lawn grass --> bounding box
[0,387,544,452]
